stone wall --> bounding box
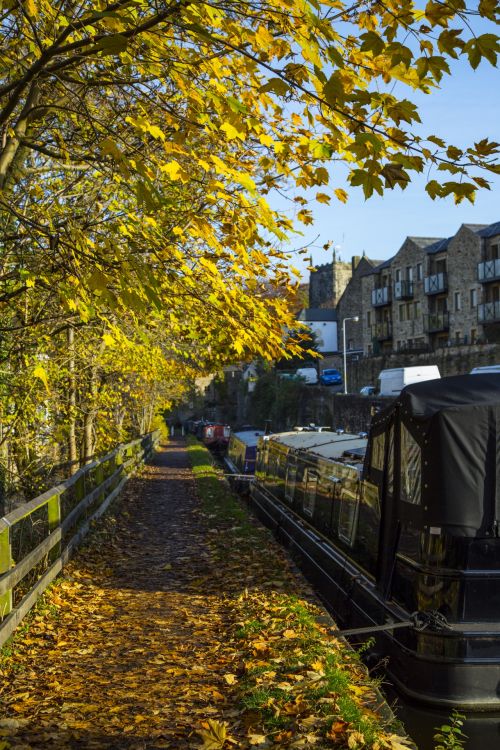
[347,342,499,392]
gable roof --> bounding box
[298,308,337,322]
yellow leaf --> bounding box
[161,160,182,180]
[220,122,246,141]
[33,365,50,394]
[199,719,233,749]
[102,333,115,347]
[248,734,268,746]
[316,192,331,204]
[224,673,237,685]
[334,188,348,203]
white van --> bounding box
[470,365,500,375]
[295,367,318,385]
[378,366,440,396]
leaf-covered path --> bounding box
[0,440,242,748]
[0,439,410,750]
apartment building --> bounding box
[355,221,500,355]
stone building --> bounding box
[336,255,382,353]
[359,220,500,355]
[308,251,352,308]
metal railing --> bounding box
[394,280,414,299]
[478,301,500,323]
[424,312,450,332]
[0,430,160,647]
[478,259,500,283]
[371,287,392,306]
[424,272,448,295]
[371,322,393,340]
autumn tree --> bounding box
[0,0,498,500]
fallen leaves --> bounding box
[0,442,415,750]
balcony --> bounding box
[424,312,450,333]
[394,280,414,300]
[424,272,448,295]
[371,286,391,307]
[478,259,500,283]
[478,301,500,323]
[371,322,393,341]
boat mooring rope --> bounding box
[330,610,451,638]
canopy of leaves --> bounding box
[0,0,498,495]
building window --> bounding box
[395,269,401,282]
[406,266,413,282]
[417,263,423,281]
[348,338,354,350]
[406,302,413,320]
[399,304,406,322]
[455,331,461,344]
[470,288,478,308]
[454,292,461,311]
[367,311,371,326]
[414,301,421,318]
[471,328,477,343]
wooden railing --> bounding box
[0,430,160,647]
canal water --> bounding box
[387,689,500,750]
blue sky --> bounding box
[276,51,500,279]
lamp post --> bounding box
[342,316,359,394]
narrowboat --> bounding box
[224,429,266,491]
[202,422,231,452]
[250,374,500,710]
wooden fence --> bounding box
[0,430,160,647]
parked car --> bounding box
[378,365,440,396]
[359,385,375,396]
[470,365,500,375]
[319,368,343,386]
[295,367,318,385]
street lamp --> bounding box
[342,316,359,394]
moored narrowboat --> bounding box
[224,429,266,491]
[250,374,500,710]
[202,422,231,452]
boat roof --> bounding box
[268,431,367,459]
[232,430,266,447]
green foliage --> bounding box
[434,711,468,750]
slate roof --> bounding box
[477,221,500,239]
[425,237,451,255]
[298,308,337,322]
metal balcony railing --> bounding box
[424,312,450,332]
[371,322,393,340]
[424,272,448,295]
[478,259,500,283]
[394,280,414,300]
[478,301,500,323]
[371,286,391,307]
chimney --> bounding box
[352,255,361,273]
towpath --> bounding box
[0,439,407,750]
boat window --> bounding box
[285,462,297,502]
[387,425,394,498]
[400,424,421,504]
[338,485,359,546]
[303,470,317,517]
[371,433,385,471]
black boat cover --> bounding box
[367,374,500,537]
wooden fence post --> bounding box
[0,524,12,619]
[47,492,61,561]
